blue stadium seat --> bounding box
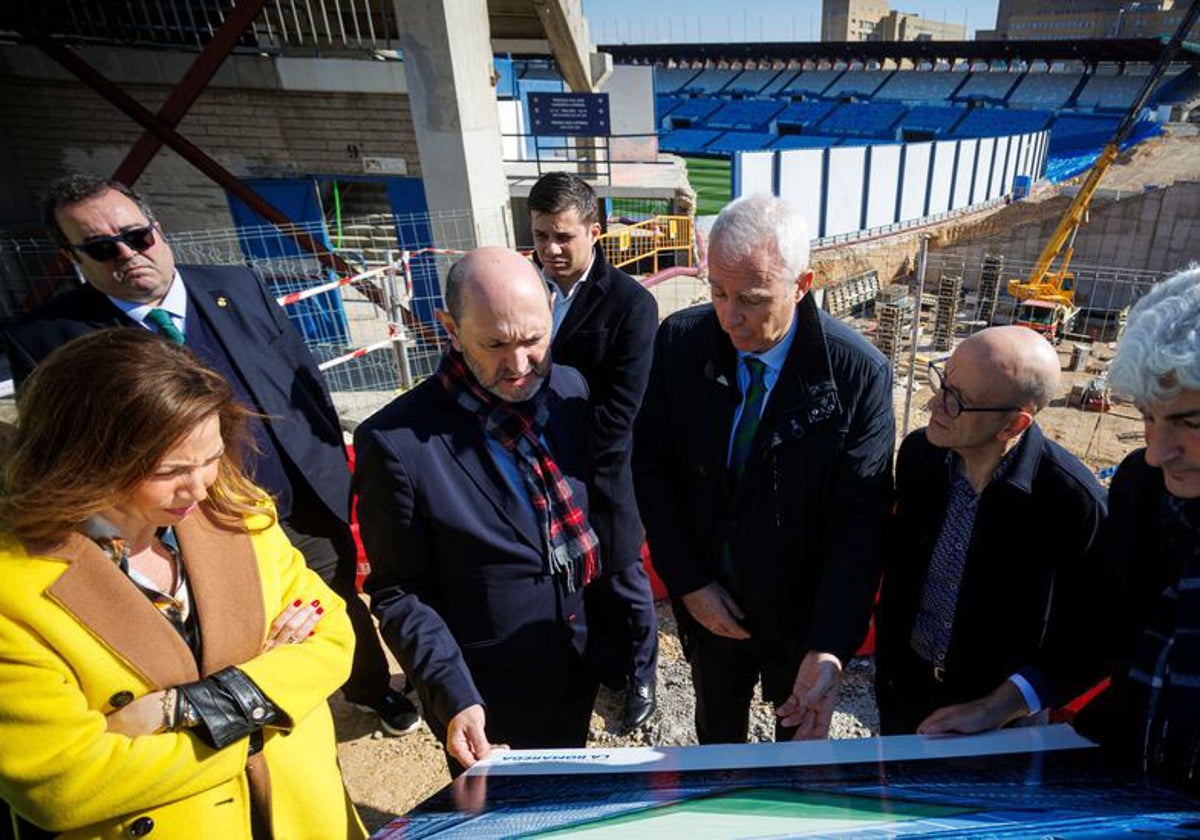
[772,135,841,149]
[775,101,837,129]
[816,102,906,138]
[681,69,739,94]
[875,71,969,102]
[724,70,784,96]
[656,95,684,126]
[658,128,723,153]
[898,105,967,135]
[1074,72,1153,112]
[1007,72,1086,109]
[823,70,893,99]
[953,72,1021,103]
[1048,114,1121,153]
[705,132,778,152]
[952,107,1054,137]
[760,69,801,96]
[782,69,843,98]
[664,98,725,127]
[705,100,789,131]
[655,67,701,94]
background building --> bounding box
[822,0,966,41]
[987,0,1192,41]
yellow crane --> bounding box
[1008,0,1200,343]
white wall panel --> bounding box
[1000,136,1018,194]
[825,146,866,237]
[928,140,956,215]
[972,137,995,204]
[865,144,901,228]
[735,151,774,196]
[898,142,931,223]
[951,139,975,209]
[777,149,825,227]
[988,136,1007,200]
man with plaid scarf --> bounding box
[354,246,600,772]
[1076,265,1200,796]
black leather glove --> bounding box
[177,666,279,750]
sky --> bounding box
[582,0,1001,43]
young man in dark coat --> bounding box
[528,173,660,731]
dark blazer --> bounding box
[2,266,351,524]
[633,294,894,698]
[1074,450,1178,758]
[546,245,658,571]
[353,365,593,744]
[876,426,1109,716]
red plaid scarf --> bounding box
[438,350,600,592]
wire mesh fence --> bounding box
[848,247,1167,478]
[0,208,508,423]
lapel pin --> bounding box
[216,296,228,307]
[716,374,729,387]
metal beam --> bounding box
[113,0,269,187]
[29,34,352,277]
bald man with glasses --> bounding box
[874,326,1109,735]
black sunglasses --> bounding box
[928,360,1023,419]
[67,225,157,262]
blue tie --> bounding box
[146,308,185,345]
[729,357,767,483]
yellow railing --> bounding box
[599,215,694,274]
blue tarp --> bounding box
[1044,120,1163,183]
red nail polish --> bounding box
[308,630,315,637]
[316,607,325,615]
[293,599,302,607]
[311,599,320,607]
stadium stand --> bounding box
[705,131,779,152]
[759,69,802,97]
[953,71,1022,103]
[1048,114,1122,152]
[724,69,784,96]
[823,69,894,99]
[775,100,838,130]
[772,134,842,149]
[898,105,967,136]
[656,95,684,124]
[782,69,844,98]
[1007,72,1087,109]
[1151,66,1199,107]
[655,67,701,94]
[874,70,969,103]
[1074,71,1155,112]
[663,97,725,127]
[952,107,1054,137]
[817,102,907,138]
[705,99,789,131]
[682,68,739,94]
[658,128,723,153]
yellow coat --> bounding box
[0,508,367,839]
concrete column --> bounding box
[394,0,512,249]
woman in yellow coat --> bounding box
[0,329,366,839]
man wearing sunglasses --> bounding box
[875,325,1109,735]
[2,174,420,738]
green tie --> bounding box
[146,308,185,345]
[728,357,767,483]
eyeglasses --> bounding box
[928,360,1023,419]
[67,225,156,262]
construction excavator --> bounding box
[1008,0,1200,343]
